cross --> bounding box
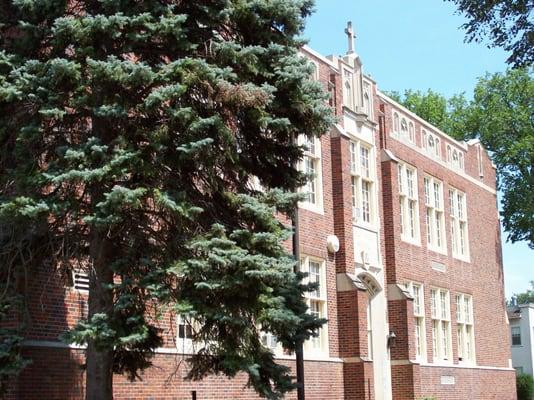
[345,21,356,54]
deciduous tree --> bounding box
[446,0,534,67]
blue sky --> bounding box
[303,0,533,298]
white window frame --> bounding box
[176,314,200,354]
[350,140,376,226]
[406,281,426,362]
[456,293,476,364]
[398,162,420,244]
[298,134,323,213]
[449,187,469,261]
[300,256,328,356]
[424,175,447,254]
[430,288,452,363]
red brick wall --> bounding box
[377,95,515,399]
[11,347,345,400]
[7,48,516,400]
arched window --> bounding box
[435,138,440,157]
[364,93,370,116]
[452,150,458,167]
[428,135,435,149]
[447,145,452,162]
[408,122,415,143]
[343,69,354,109]
[393,113,400,133]
[400,118,408,138]
[459,153,464,170]
[422,130,427,149]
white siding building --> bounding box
[508,303,534,376]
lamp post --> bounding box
[292,205,305,400]
[291,131,305,400]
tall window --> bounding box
[300,135,322,210]
[350,141,375,224]
[398,163,419,243]
[431,288,452,362]
[177,315,199,354]
[400,118,408,140]
[511,327,521,346]
[408,122,415,143]
[406,282,426,361]
[424,176,446,252]
[449,188,469,259]
[300,256,328,354]
[456,293,475,363]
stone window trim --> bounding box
[391,111,415,144]
[298,134,324,214]
[405,281,427,362]
[424,175,447,254]
[448,187,470,261]
[456,293,476,364]
[398,162,420,245]
[300,255,329,357]
[350,140,376,227]
[430,287,453,363]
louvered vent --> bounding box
[73,271,90,292]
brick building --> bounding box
[8,24,516,400]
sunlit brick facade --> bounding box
[7,26,516,400]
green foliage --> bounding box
[445,0,534,68]
[510,281,534,305]
[470,68,534,247]
[385,89,472,140]
[388,68,534,249]
[0,301,31,394]
[517,373,534,400]
[0,0,332,398]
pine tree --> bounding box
[0,1,332,399]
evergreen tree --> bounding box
[0,1,331,399]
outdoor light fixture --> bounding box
[387,331,397,348]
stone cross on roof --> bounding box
[345,21,356,54]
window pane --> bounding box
[360,146,370,178]
[398,165,404,194]
[361,180,371,222]
[406,169,414,198]
[512,327,521,345]
[426,208,432,244]
[431,290,437,318]
[409,200,416,238]
[424,177,430,205]
[309,261,321,298]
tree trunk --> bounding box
[86,232,115,400]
